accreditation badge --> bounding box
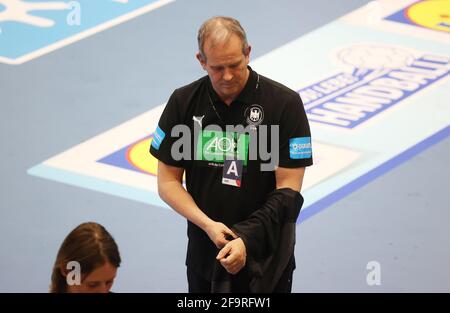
[222,159,243,187]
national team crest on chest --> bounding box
[245,104,264,126]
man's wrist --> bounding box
[198,217,214,232]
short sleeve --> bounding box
[149,90,185,168]
[278,93,313,168]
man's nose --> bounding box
[223,68,233,82]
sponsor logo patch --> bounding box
[151,126,165,150]
[289,137,312,159]
[196,130,249,166]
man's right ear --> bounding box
[196,52,207,70]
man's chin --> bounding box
[220,86,238,95]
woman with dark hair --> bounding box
[50,222,121,293]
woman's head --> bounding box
[50,222,121,293]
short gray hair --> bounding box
[197,16,249,61]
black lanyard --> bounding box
[207,92,226,125]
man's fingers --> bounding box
[216,238,228,249]
[220,260,235,274]
[220,255,235,267]
[223,233,234,241]
[227,229,238,239]
[222,263,240,275]
[220,256,244,275]
[216,244,231,260]
[219,258,228,267]
[223,229,237,241]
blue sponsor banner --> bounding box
[300,55,450,129]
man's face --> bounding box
[197,34,251,103]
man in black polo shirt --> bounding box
[150,16,313,293]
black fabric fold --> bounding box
[211,188,303,293]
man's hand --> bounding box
[204,221,237,249]
[216,238,247,275]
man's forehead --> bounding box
[207,55,244,67]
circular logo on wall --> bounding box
[245,104,264,126]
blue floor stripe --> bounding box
[299,125,450,223]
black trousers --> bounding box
[187,260,294,293]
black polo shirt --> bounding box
[150,67,313,280]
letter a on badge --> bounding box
[227,161,238,176]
